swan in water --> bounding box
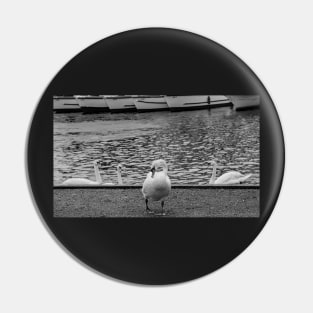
[61,160,103,185]
[209,160,252,184]
[61,161,125,186]
[101,162,126,185]
[116,163,125,185]
[142,159,171,215]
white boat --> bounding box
[228,95,260,111]
[165,96,210,111]
[135,96,169,112]
[75,95,109,113]
[53,96,81,113]
[209,95,232,108]
[106,96,140,113]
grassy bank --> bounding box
[54,186,259,218]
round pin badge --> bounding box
[27,28,284,285]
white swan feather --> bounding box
[209,161,252,184]
[142,159,171,215]
[61,160,102,185]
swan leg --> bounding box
[161,201,166,216]
[145,199,153,214]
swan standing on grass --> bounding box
[209,160,252,184]
[142,159,171,215]
[61,160,103,185]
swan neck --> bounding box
[117,167,123,185]
[210,163,217,184]
[94,164,102,184]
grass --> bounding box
[54,187,259,218]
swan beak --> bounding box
[151,167,156,178]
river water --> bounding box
[54,108,259,185]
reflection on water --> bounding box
[54,108,259,185]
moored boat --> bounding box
[135,96,169,112]
[53,96,81,113]
[106,96,140,113]
[75,95,109,113]
[229,95,260,111]
[209,95,233,108]
[165,95,210,111]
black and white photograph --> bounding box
[5,0,313,310]
[53,95,260,217]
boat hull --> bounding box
[76,96,109,113]
[80,106,110,113]
[53,97,81,113]
[165,96,210,111]
[229,95,260,111]
[135,97,169,112]
[106,97,138,113]
[209,95,233,108]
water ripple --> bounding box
[54,108,259,185]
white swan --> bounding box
[100,162,126,185]
[61,160,103,185]
[61,161,125,186]
[209,161,252,184]
[142,159,171,215]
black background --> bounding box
[27,28,284,285]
